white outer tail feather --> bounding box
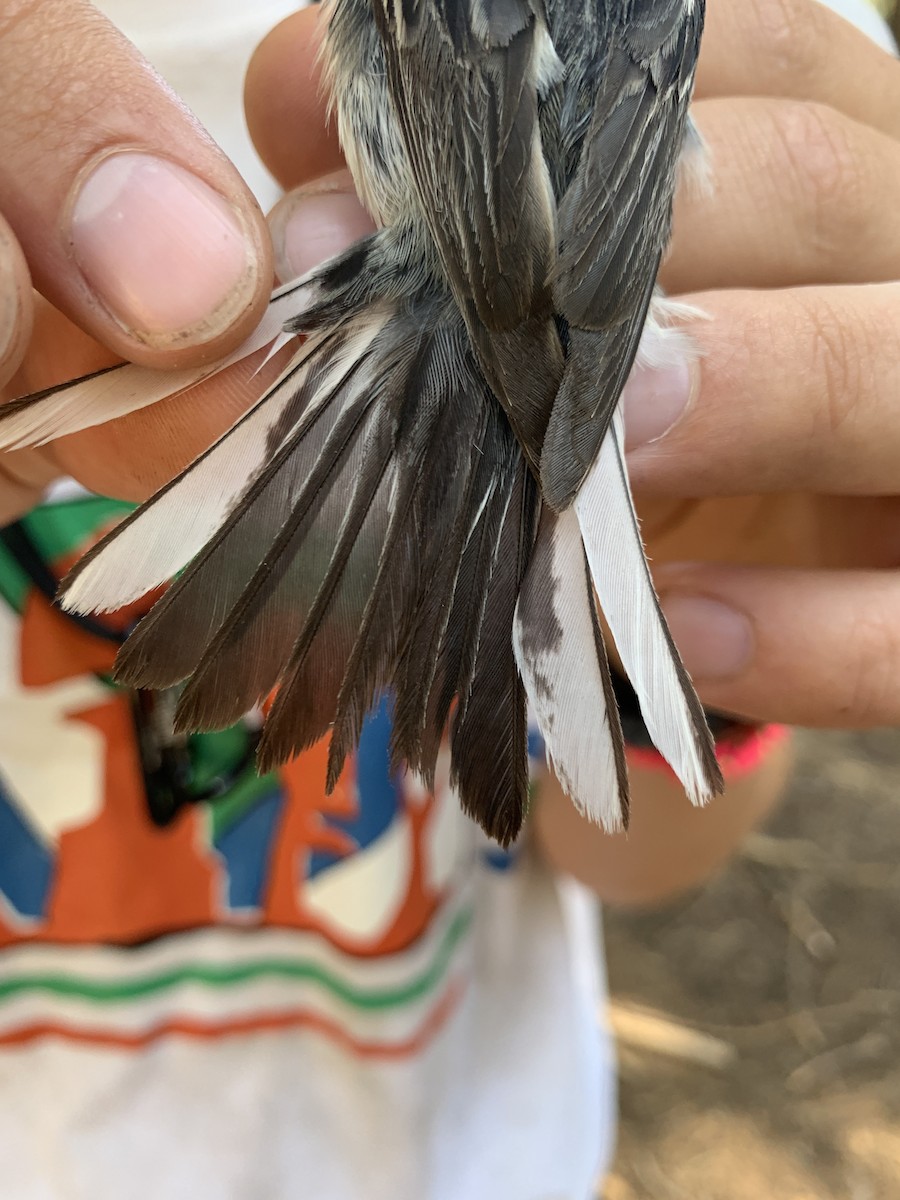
[62,313,390,617]
[574,410,714,808]
[513,509,626,832]
[0,282,311,454]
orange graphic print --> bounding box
[0,552,447,957]
[270,746,441,956]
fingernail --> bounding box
[270,175,376,282]
[622,357,695,451]
[661,595,754,681]
[70,151,261,348]
[0,253,17,364]
[0,225,28,370]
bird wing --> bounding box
[542,0,704,508]
[372,0,563,465]
[374,0,557,331]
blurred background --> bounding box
[602,731,900,1200]
[602,12,900,1191]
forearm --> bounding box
[533,729,793,908]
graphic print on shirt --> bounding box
[0,498,478,1054]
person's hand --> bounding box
[0,0,278,519]
[619,0,900,731]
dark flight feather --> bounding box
[451,458,539,847]
[372,0,563,468]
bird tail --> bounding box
[0,247,543,845]
[0,237,722,842]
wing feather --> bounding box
[543,0,704,508]
[371,0,562,466]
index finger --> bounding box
[245,7,343,191]
[696,0,900,140]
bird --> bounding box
[0,0,723,846]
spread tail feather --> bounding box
[0,280,313,452]
[513,507,629,832]
[57,287,537,844]
[5,226,721,839]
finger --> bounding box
[663,97,900,292]
[0,445,59,525]
[640,493,900,576]
[696,0,900,141]
[0,214,32,387]
[0,0,272,369]
[810,495,900,570]
[655,561,900,728]
[245,7,343,190]
[268,172,376,284]
[625,284,900,498]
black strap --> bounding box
[0,520,127,644]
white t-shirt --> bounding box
[0,4,615,1198]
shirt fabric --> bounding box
[0,502,615,1200]
[0,0,890,1197]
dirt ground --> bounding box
[601,729,900,1200]
[600,12,900,1195]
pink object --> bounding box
[627,722,791,781]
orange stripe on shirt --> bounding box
[0,978,464,1059]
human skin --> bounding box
[1,0,897,902]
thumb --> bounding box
[268,172,376,284]
[0,0,272,371]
